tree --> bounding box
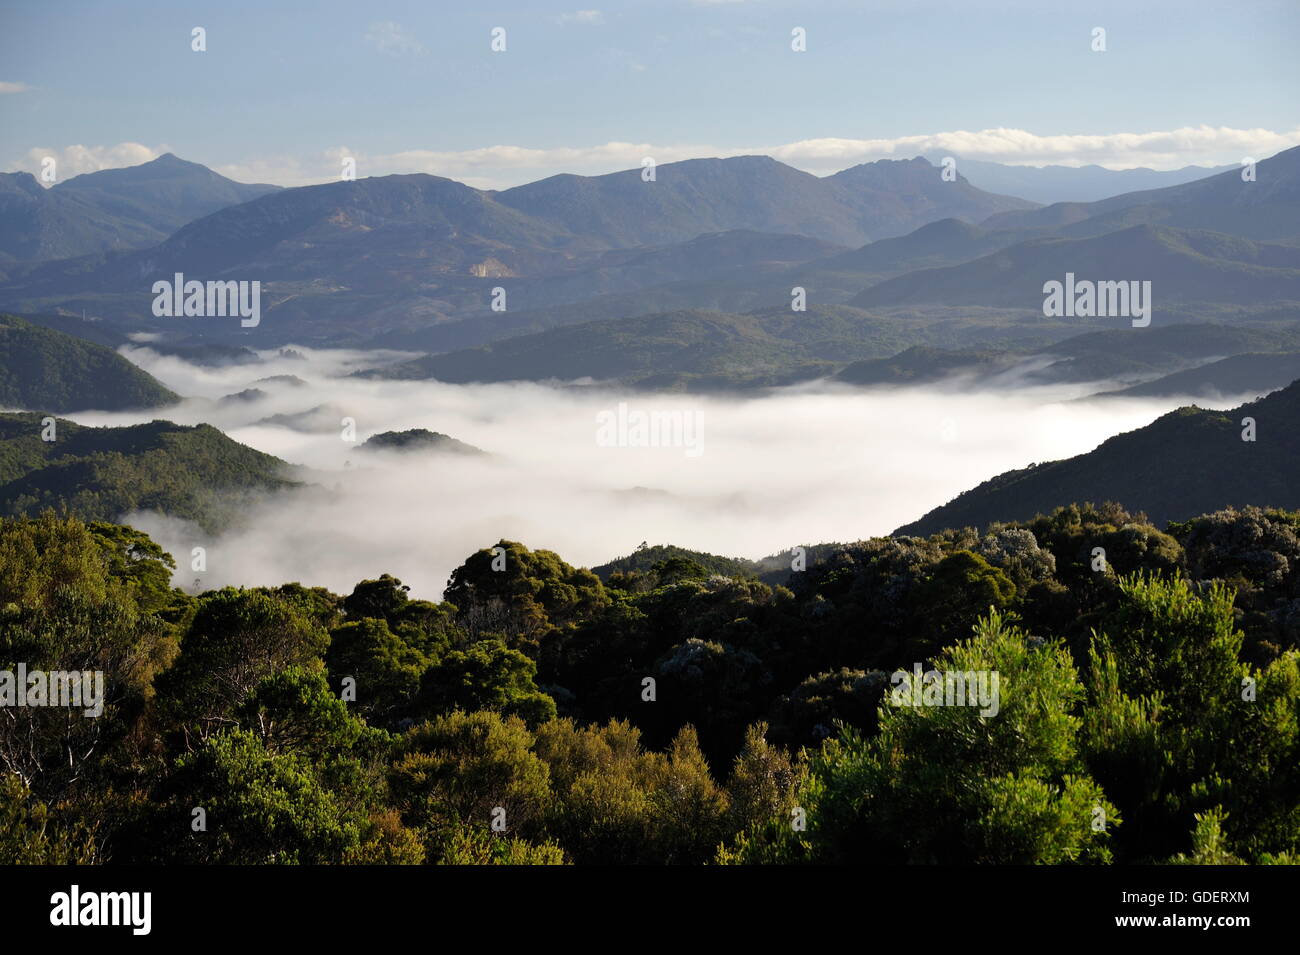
[418,639,556,725]
[443,540,607,646]
[160,730,368,864]
[1084,573,1300,862]
[326,618,429,727]
[153,587,328,745]
[389,710,552,846]
[724,611,1116,864]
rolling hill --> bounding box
[359,429,486,455]
[0,413,302,533]
[0,313,178,412]
[360,305,929,390]
[895,378,1300,536]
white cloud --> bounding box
[364,21,425,57]
[557,10,604,24]
[235,125,1300,188]
[763,126,1300,172]
[6,142,165,184]
[0,81,31,94]
[10,125,1300,191]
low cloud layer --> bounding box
[11,124,1298,190]
[58,346,1240,603]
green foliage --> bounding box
[420,639,557,725]
[1082,573,1300,862]
[906,549,1016,655]
[327,618,428,727]
[1165,809,1244,865]
[0,313,178,412]
[724,611,1117,864]
[0,413,300,533]
[0,774,99,864]
[435,825,567,865]
[390,710,553,848]
[162,729,370,864]
[154,587,329,744]
[0,513,179,800]
[2,508,1298,866]
[444,540,607,648]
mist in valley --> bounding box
[60,344,1247,602]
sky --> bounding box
[2,0,1298,188]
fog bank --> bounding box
[66,346,1236,602]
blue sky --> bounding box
[2,0,1297,187]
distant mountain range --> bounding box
[0,154,1036,340]
[363,310,1300,394]
[925,155,1233,204]
[982,146,1300,240]
[895,378,1300,536]
[388,147,1300,353]
[850,224,1300,310]
[2,146,1298,408]
[493,155,1036,248]
[0,153,279,268]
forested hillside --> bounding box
[0,314,178,412]
[0,414,300,532]
[4,504,1297,865]
[899,379,1300,535]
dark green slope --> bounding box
[361,305,919,390]
[1094,352,1300,399]
[0,313,178,412]
[360,429,486,455]
[835,345,1011,385]
[0,413,301,533]
[834,324,1300,390]
[895,379,1300,535]
[592,544,759,581]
